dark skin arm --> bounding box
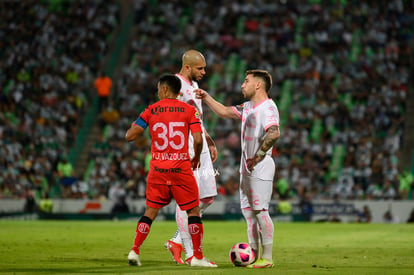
[191,131,203,169]
[204,129,217,163]
[125,122,144,142]
[246,125,280,171]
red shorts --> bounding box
[146,171,199,211]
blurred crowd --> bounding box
[0,0,119,199]
[1,0,414,203]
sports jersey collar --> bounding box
[175,73,194,86]
[161,98,178,101]
[253,98,271,109]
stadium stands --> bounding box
[1,0,413,202]
[0,0,120,199]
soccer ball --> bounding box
[229,242,255,266]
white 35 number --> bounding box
[153,122,185,150]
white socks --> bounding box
[172,199,214,259]
[256,210,274,260]
[242,208,260,252]
[242,208,274,260]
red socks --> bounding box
[188,216,204,259]
[132,216,153,254]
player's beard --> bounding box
[190,71,202,82]
[242,89,252,100]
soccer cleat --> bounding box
[128,250,141,266]
[166,240,185,264]
[246,258,274,268]
[189,256,218,267]
[184,256,192,265]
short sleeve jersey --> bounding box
[176,74,209,155]
[136,98,202,174]
[232,99,279,179]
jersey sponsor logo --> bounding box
[150,106,185,115]
[138,223,150,234]
[243,136,254,141]
[153,166,182,173]
[152,152,188,160]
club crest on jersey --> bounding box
[195,111,200,119]
[236,103,244,110]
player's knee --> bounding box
[186,205,200,217]
[200,197,214,205]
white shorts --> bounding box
[193,152,217,199]
[239,174,273,210]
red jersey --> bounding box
[135,98,202,185]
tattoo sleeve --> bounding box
[260,125,280,152]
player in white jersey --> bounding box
[165,50,218,265]
[195,69,280,269]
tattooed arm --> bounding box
[246,125,280,171]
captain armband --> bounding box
[135,117,148,129]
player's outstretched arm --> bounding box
[125,122,145,142]
[195,89,239,119]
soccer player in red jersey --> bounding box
[125,74,217,268]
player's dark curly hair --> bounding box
[159,74,182,95]
[246,69,272,93]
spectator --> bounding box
[299,193,314,222]
[23,187,37,213]
[398,170,414,200]
[100,104,120,127]
[357,205,372,223]
[39,193,53,213]
[111,195,130,215]
[57,156,77,198]
[94,71,113,112]
[383,209,400,224]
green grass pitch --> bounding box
[1,220,413,274]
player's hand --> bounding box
[209,145,218,163]
[246,155,264,171]
[194,88,207,99]
[191,156,201,170]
